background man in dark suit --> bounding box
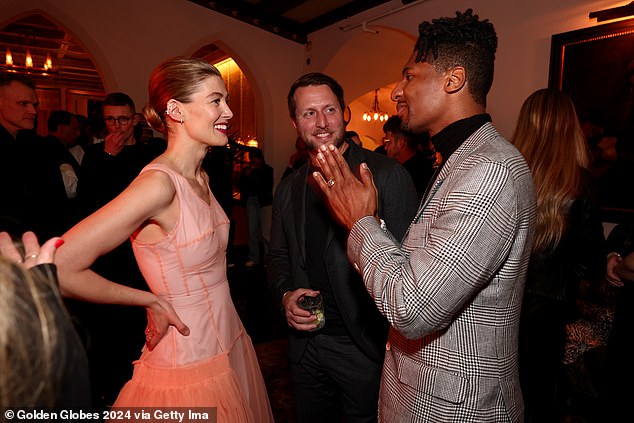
[0,73,64,239]
[0,73,40,234]
[267,73,418,422]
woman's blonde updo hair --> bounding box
[144,56,222,133]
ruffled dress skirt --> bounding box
[113,352,252,422]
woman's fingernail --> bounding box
[54,239,65,248]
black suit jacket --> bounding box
[267,140,418,362]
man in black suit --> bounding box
[267,73,418,422]
[382,115,438,200]
[0,73,39,233]
[0,73,61,239]
[41,110,84,231]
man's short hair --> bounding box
[47,110,74,132]
[287,73,345,119]
[383,115,423,150]
[249,147,264,160]
[103,92,136,113]
[0,73,36,90]
[414,9,497,106]
[382,116,401,135]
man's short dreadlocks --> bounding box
[414,9,497,106]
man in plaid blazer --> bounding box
[312,9,536,422]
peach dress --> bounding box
[113,163,273,423]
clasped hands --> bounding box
[311,144,379,231]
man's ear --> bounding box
[291,118,298,130]
[445,66,466,94]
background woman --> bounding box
[512,88,605,422]
[56,57,273,421]
[0,231,90,409]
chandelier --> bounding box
[362,89,389,122]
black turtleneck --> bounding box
[432,113,492,175]
[420,114,492,202]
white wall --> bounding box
[306,0,624,139]
[1,0,626,180]
[0,0,304,182]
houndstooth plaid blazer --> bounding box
[348,122,536,423]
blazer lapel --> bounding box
[291,166,309,263]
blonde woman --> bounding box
[55,57,273,421]
[0,231,90,409]
[512,88,605,422]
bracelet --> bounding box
[104,150,115,157]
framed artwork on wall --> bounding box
[549,19,634,222]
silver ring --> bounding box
[24,253,39,260]
[327,178,335,187]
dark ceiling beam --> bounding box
[303,0,391,34]
[256,0,311,16]
[187,0,308,43]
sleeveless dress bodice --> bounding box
[131,163,244,367]
[115,163,274,422]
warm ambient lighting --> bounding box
[25,49,33,68]
[45,52,53,70]
[234,137,259,148]
[589,1,634,22]
[363,89,389,123]
[2,46,56,75]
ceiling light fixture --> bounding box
[1,33,57,75]
[363,89,389,122]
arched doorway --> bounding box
[192,43,258,149]
[323,26,415,150]
[0,13,105,136]
[192,43,263,249]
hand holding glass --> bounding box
[297,293,325,331]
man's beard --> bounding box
[400,117,427,136]
[303,131,345,151]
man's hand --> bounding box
[283,288,321,331]
[312,144,378,231]
[144,297,190,350]
[104,132,125,156]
